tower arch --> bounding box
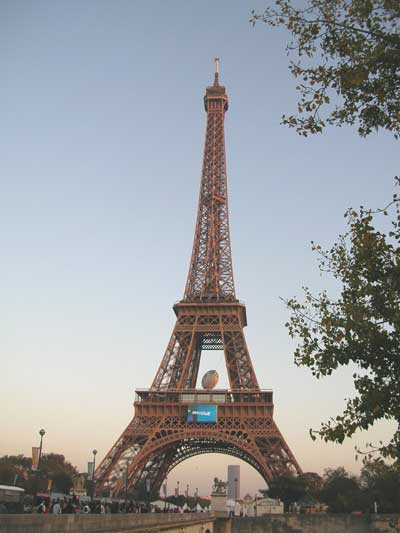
[113,428,273,497]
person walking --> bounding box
[52,500,61,514]
[37,501,46,514]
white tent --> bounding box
[196,503,202,512]
[150,500,165,508]
[167,502,178,510]
[150,501,179,510]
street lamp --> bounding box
[163,477,168,510]
[91,449,97,501]
[124,463,129,510]
[34,429,46,499]
[146,478,151,511]
[38,429,46,468]
[120,466,128,511]
[92,449,97,470]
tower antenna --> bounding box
[214,57,220,85]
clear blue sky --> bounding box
[1,1,398,496]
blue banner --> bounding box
[187,404,217,423]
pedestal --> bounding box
[211,493,228,515]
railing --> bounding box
[0,512,214,533]
[135,388,273,405]
[173,299,247,305]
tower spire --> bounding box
[184,59,233,302]
[214,57,219,86]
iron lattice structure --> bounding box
[95,61,301,498]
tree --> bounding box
[267,473,307,509]
[40,453,78,493]
[0,455,34,492]
[0,461,17,486]
[166,494,210,510]
[0,453,79,494]
[298,471,323,499]
[360,458,400,512]
[321,467,364,512]
[251,0,400,137]
[267,472,323,509]
[130,479,159,502]
[284,180,400,459]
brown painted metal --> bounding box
[95,61,301,498]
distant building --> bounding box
[242,495,284,516]
[254,497,284,515]
[295,494,327,514]
[227,465,240,500]
[71,473,88,497]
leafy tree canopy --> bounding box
[298,471,324,498]
[0,461,17,486]
[284,180,400,459]
[251,0,400,137]
[268,464,400,512]
[129,479,159,502]
[40,453,78,478]
[321,467,364,512]
[267,473,307,508]
[267,471,323,509]
[360,458,400,512]
[166,494,209,509]
[0,453,79,494]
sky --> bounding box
[1,1,398,498]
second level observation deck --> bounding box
[134,388,274,419]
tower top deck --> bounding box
[204,58,228,111]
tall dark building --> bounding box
[227,465,240,500]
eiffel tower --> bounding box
[95,60,301,498]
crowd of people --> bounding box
[31,497,172,515]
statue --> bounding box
[212,477,227,495]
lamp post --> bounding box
[124,463,129,510]
[34,429,46,499]
[119,466,128,511]
[38,429,46,467]
[91,449,97,501]
[119,468,124,510]
[234,477,238,501]
[146,478,151,511]
[163,476,168,510]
